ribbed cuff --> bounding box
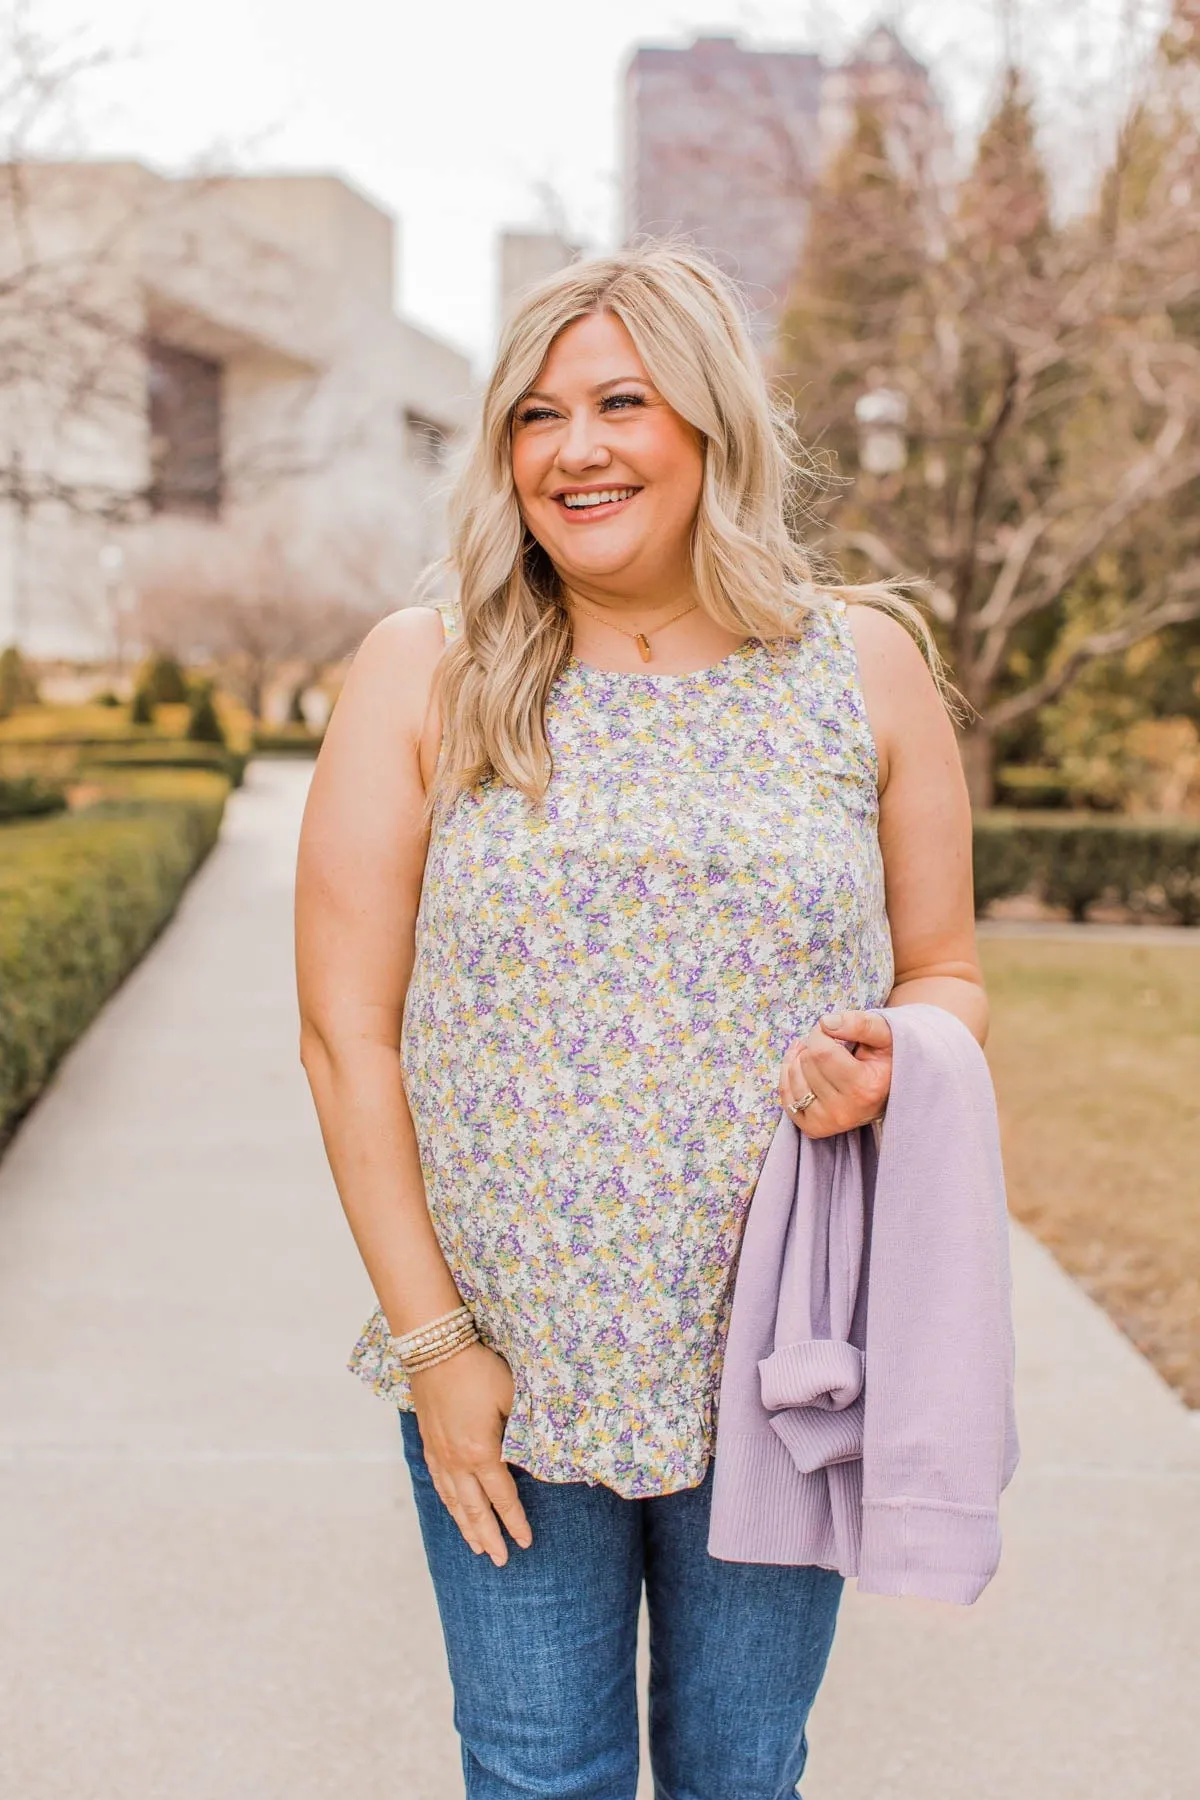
[857,1498,1002,1605]
[770,1395,864,1474]
[758,1339,864,1411]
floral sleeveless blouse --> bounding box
[349,599,893,1498]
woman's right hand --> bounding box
[409,1341,533,1566]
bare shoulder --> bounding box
[328,605,448,747]
[843,600,935,689]
[841,600,957,788]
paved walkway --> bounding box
[1,760,1196,1800]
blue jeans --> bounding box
[400,1410,844,1800]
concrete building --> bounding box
[0,162,474,662]
[622,25,940,341]
[497,229,581,332]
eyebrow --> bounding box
[518,375,652,404]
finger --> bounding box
[476,1462,533,1550]
[780,1047,831,1120]
[803,1033,867,1100]
[818,1010,892,1051]
[453,1470,510,1567]
[428,1473,485,1557]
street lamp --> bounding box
[855,386,909,476]
[98,541,129,671]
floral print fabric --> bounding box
[349,600,894,1497]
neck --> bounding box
[559,573,700,625]
[557,578,748,676]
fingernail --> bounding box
[823,1012,843,1029]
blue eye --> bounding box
[601,393,645,411]
[516,406,556,425]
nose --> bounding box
[555,406,612,474]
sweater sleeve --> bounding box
[857,1004,1019,1605]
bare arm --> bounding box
[295,605,530,1565]
[295,605,460,1333]
[846,603,987,1044]
[779,602,986,1134]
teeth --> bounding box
[562,488,636,509]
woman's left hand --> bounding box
[777,1010,893,1139]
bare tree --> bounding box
[0,2,391,654]
[130,515,388,720]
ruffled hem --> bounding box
[347,1304,414,1406]
[346,1305,717,1499]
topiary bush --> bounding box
[973,813,1200,925]
[129,684,156,726]
[0,770,231,1144]
[185,680,227,746]
[141,653,190,705]
[0,645,39,717]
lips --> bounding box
[552,486,642,519]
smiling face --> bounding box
[509,310,706,602]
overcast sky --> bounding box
[32,0,1167,372]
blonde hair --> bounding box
[425,240,945,809]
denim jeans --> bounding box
[400,1410,844,1800]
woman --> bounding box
[295,244,986,1800]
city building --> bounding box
[0,163,474,661]
[497,229,581,331]
[622,25,940,340]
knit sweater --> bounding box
[707,1003,1019,1605]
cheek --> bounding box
[509,437,545,512]
[647,430,704,520]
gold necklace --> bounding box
[570,598,700,663]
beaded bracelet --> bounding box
[389,1305,480,1376]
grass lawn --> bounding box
[980,935,1200,1407]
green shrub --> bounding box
[185,681,227,746]
[95,690,122,708]
[994,765,1074,810]
[140,654,189,705]
[974,813,1200,925]
[0,775,68,822]
[80,740,247,787]
[252,726,324,757]
[0,770,230,1143]
[0,645,39,717]
[129,684,156,726]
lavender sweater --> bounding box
[707,1003,1019,1605]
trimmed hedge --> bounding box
[251,726,325,757]
[80,740,247,787]
[974,813,1200,925]
[0,770,230,1143]
[0,775,67,822]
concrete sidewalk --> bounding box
[1,758,1196,1800]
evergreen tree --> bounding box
[776,103,924,469]
[185,680,226,746]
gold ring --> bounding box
[788,1090,817,1115]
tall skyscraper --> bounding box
[623,26,938,341]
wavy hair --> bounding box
[424,240,947,809]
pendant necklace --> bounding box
[570,598,700,663]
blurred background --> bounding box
[0,4,1197,1798]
